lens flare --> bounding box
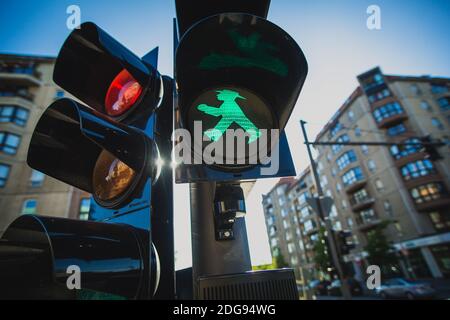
[93,150,136,201]
[105,69,142,116]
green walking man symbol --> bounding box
[197,89,261,143]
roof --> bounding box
[0,53,56,63]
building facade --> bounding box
[0,53,90,235]
[314,67,450,279]
[262,67,450,285]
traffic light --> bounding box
[420,135,444,161]
[0,22,174,299]
[174,9,307,182]
[336,230,355,256]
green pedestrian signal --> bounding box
[197,89,261,143]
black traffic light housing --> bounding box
[27,98,158,209]
[0,21,175,299]
[336,230,355,256]
[174,10,307,182]
[420,135,444,161]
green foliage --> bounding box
[364,220,398,275]
[313,227,331,274]
[252,248,288,271]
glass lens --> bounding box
[104,69,142,116]
[93,149,136,201]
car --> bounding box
[376,278,436,300]
[309,279,331,296]
[326,278,363,296]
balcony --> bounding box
[345,179,367,194]
[0,91,35,107]
[357,218,382,232]
[393,151,426,167]
[350,196,375,212]
[415,198,450,212]
[376,113,408,129]
[403,174,444,190]
[0,71,41,87]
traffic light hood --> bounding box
[27,98,157,206]
[176,13,308,135]
[53,22,161,118]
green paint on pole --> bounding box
[196,89,261,143]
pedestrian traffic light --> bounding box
[420,135,444,161]
[0,22,174,299]
[336,230,355,256]
[174,10,307,182]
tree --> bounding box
[252,248,288,271]
[364,220,399,276]
[313,227,331,275]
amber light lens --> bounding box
[104,69,143,116]
[93,150,136,202]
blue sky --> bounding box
[2,0,449,268]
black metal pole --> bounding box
[300,120,352,299]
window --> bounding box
[372,102,404,123]
[326,153,332,162]
[321,175,328,188]
[354,126,361,137]
[390,138,421,159]
[437,97,450,111]
[410,84,422,95]
[330,122,343,138]
[276,186,285,196]
[386,123,406,136]
[283,219,290,229]
[341,167,364,187]
[384,200,393,217]
[79,198,90,220]
[304,220,316,233]
[367,159,376,172]
[410,183,447,204]
[431,84,448,94]
[298,191,308,205]
[375,179,385,192]
[401,159,436,180]
[267,216,275,226]
[368,88,390,103]
[270,238,278,248]
[431,117,444,130]
[0,163,10,187]
[429,211,450,231]
[420,101,432,112]
[336,150,357,171]
[331,167,337,177]
[394,223,404,236]
[358,209,378,225]
[350,188,371,206]
[347,217,354,228]
[287,243,295,254]
[278,197,285,206]
[348,110,355,122]
[361,144,369,155]
[300,206,312,218]
[281,208,288,217]
[0,132,21,155]
[342,199,347,209]
[286,231,293,241]
[332,134,350,154]
[21,199,37,214]
[334,221,342,231]
[29,169,45,187]
[326,189,332,197]
[290,256,298,266]
[336,183,342,192]
[0,105,29,126]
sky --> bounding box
[1,0,449,269]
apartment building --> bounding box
[313,67,450,279]
[0,53,90,234]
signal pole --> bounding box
[190,182,251,299]
[300,120,352,299]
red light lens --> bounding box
[105,69,143,116]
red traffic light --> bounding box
[105,69,143,116]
